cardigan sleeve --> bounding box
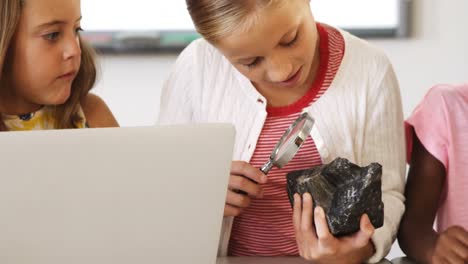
[157,41,199,125]
[362,63,406,263]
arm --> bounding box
[157,43,198,125]
[361,64,406,263]
[399,129,468,264]
[81,93,119,128]
[293,61,405,263]
[398,131,443,263]
[156,42,266,217]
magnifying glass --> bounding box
[260,112,315,174]
[234,112,315,194]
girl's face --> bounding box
[216,0,319,99]
[2,0,82,114]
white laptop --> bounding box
[0,124,235,264]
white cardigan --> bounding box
[158,29,406,263]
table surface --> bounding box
[216,257,393,264]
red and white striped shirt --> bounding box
[228,23,345,256]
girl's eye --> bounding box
[283,34,299,47]
[75,27,84,35]
[246,57,261,69]
[44,32,60,41]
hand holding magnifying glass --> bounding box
[229,112,315,198]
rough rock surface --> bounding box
[286,157,384,236]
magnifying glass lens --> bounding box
[261,113,314,174]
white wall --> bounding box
[373,0,468,116]
[92,0,468,259]
[93,0,468,126]
[92,54,176,127]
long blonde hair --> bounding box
[0,0,98,131]
[186,0,281,43]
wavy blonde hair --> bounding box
[186,0,282,43]
[0,0,98,131]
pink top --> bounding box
[405,83,468,232]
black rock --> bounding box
[286,157,384,236]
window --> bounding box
[81,0,411,52]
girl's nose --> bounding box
[267,60,293,83]
[63,35,81,61]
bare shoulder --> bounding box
[81,93,119,128]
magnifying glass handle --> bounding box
[260,159,274,174]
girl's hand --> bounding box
[293,193,375,264]
[224,161,267,217]
[431,226,468,264]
